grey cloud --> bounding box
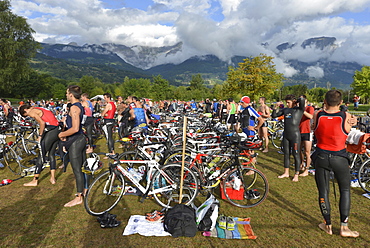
[11,0,370,77]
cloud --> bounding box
[11,0,370,75]
[305,66,325,78]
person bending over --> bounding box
[20,105,60,186]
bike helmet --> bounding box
[243,139,263,149]
[82,153,103,174]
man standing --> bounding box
[239,96,264,138]
[312,90,359,237]
[81,93,94,153]
[101,93,116,156]
[257,97,270,153]
[353,94,360,110]
[226,98,237,131]
[299,95,315,177]
[272,95,305,182]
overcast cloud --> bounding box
[11,0,370,76]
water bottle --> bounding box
[208,157,220,168]
[209,167,221,180]
[232,176,241,190]
[128,168,141,182]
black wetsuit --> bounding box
[64,102,88,193]
[312,110,350,226]
[272,98,305,173]
[35,126,60,174]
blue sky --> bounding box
[11,0,370,75]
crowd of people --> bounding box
[0,89,360,237]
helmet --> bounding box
[1,179,13,186]
[243,139,263,149]
[82,153,103,174]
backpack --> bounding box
[195,194,219,231]
[163,204,197,237]
[120,108,134,137]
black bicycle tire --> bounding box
[358,159,370,193]
[84,170,125,216]
[152,163,199,208]
[4,146,24,175]
[223,166,269,208]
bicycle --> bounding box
[266,119,284,149]
[84,154,199,216]
[165,135,268,208]
[0,134,24,175]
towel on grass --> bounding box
[209,217,257,240]
[123,215,171,237]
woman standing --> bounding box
[58,85,87,207]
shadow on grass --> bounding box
[0,173,74,247]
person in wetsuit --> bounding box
[101,93,116,156]
[312,89,359,238]
[59,85,88,207]
[20,105,60,186]
[272,95,305,182]
[81,93,94,153]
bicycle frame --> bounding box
[112,159,176,197]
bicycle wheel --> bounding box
[358,159,370,193]
[238,156,256,169]
[4,146,23,175]
[84,169,125,216]
[271,129,283,149]
[223,166,268,208]
[163,150,193,165]
[348,152,365,180]
[23,139,39,156]
[152,163,199,208]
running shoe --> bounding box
[218,215,227,229]
[145,210,164,222]
[110,186,122,196]
[226,217,235,231]
[245,189,261,200]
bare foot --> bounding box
[292,174,299,182]
[262,149,268,153]
[58,165,64,169]
[24,180,38,186]
[245,169,255,175]
[64,195,83,207]
[340,226,359,238]
[299,170,309,177]
[50,178,56,184]
[278,174,289,179]
[319,223,332,235]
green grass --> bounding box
[1,137,369,248]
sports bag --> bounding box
[196,194,219,231]
[163,204,197,237]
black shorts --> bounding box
[227,114,236,124]
[301,133,312,142]
[261,122,268,127]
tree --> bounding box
[224,54,284,102]
[79,76,102,97]
[351,66,370,103]
[151,75,172,101]
[0,0,40,93]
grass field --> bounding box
[1,137,369,248]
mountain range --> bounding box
[31,37,363,89]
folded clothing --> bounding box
[123,215,171,236]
